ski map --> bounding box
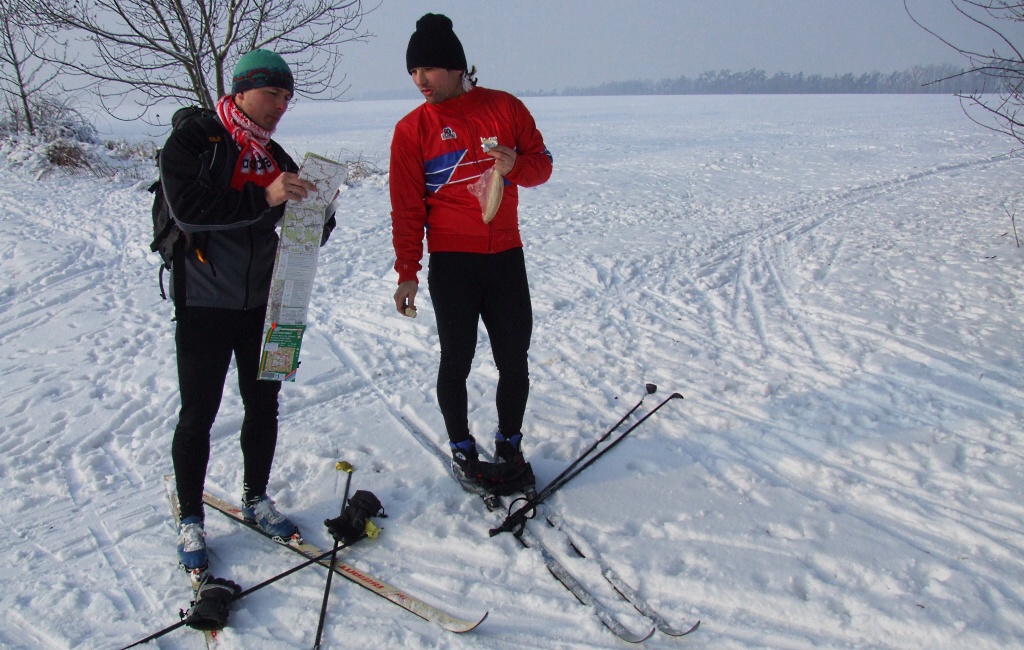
[258,153,346,382]
[387,409,698,644]
[163,476,222,649]
[199,489,487,634]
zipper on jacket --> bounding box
[458,101,498,255]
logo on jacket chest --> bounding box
[440,126,457,141]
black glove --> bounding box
[324,490,384,545]
[181,576,241,631]
[321,200,337,246]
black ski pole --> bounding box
[120,545,346,649]
[490,389,683,538]
[313,460,354,649]
[502,383,655,519]
[550,392,683,491]
[532,383,657,502]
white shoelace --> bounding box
[251,498,287,524]
[179,522,205,552]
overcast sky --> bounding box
[335,0,993,98]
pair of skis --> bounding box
[143,474,484,648]
[511,505,698,643]
[543,512,699,639]
[144,385,694,646]
[198,489,486,634]
[329,335,698,641]
[392,386,698,643]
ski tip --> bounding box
[443,610,488,633]
[625,625,657,644]
[660,619,700,637]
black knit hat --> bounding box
[406,13,467,73]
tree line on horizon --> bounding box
[528,64,987,97]
[4,0,1021,148]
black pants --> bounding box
[171,305,282,520]
[428,248,533,445]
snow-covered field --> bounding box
[1,94,1022,649]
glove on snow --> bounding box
[324,490,384,545]
[181,576,241,631]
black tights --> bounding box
[171,305,282,520]
[427,248,533,446]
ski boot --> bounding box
[176,515,209,573]
[494,431,537,500]
[241,494,300,542]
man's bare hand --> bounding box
[394,280,418,317]
[486,145,517,176]
[266,173,317,207]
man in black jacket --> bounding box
[160,49,319,572]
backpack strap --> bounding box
[171,236,187,310]
[164,108,232,310]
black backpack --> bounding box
[148,106,228,302]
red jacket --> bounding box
[390,86,553,284]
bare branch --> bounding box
[33,0,375,122]
[907,0,1024,147]
[0,0,70,134]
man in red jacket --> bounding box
[390,13,553,495]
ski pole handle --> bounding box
[314,460,355,649]
[530,384,656,509]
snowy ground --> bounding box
[1,94,1023,649]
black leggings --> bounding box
[427,248,533,445]
[171,305,282,520]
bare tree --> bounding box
[906,0,1024,146]
[34,0,375,121]
[0,0,64,135]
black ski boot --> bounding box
[494,431,525,465]
[450,437,492,495]
[451,435,537,509]
[494,432,536,498]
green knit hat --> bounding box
[232,49,294,95]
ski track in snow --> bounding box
[1,95,1023,648]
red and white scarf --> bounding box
[216,94,281,190]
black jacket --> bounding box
[160,116,297,310]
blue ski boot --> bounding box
[241,494,299,541]
[176,515,208,571]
